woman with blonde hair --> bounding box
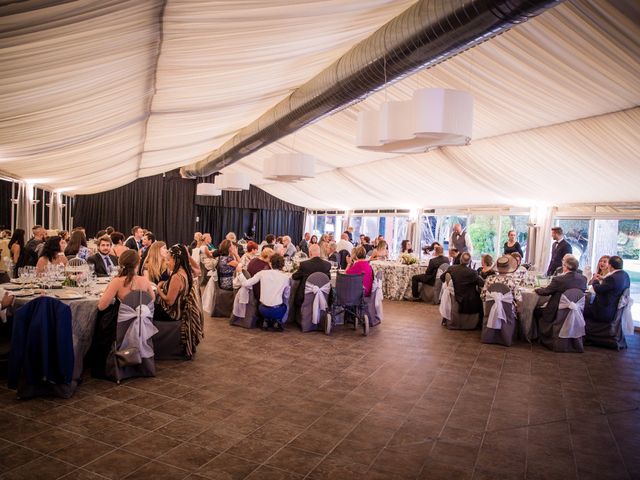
[141,241,168,284]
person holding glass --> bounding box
[588,255,610,286]
[503,230,524,257]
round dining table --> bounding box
[370,260,427,301]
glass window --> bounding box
[392,216,410,256]
[592,219,640,326]
[419,215,438,258]
[437,216,468,252]
[467,215,498,260]
[500,215,529,259]
[555,219,591,267]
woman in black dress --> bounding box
[503,230,523,257]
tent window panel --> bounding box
[500,215,529,258]
[555,219,592,267]
[392,216,410,257]
[592,219,640,326]
[468,215,499,260]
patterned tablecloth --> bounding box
[370,261,427,301]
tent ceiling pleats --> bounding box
[0,0,638,208]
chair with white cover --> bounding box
[539,288,586,353]
[230,270,258,328]
[365,270,383,328]
[298,272,331,332]
[106,290,157,382]
[441,273,481,330]
[481,283,516,346]
[428,263,449,305]
[203,274,236,318]
[585,288,630,351]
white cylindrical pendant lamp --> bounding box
[217,172,250,191]
[413,88,473,146]
[196,183,221,196]
[263,153,315,182]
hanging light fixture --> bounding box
[356,88,473,153]
[263,153,315,182]
[216,172,250,191]
[196,182,221,196]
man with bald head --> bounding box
[292,244,332,306]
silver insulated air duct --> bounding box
[181,0,561,178]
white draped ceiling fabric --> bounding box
[1,0,639,209]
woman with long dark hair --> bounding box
[155,244,203,359]
[64,230,90,260]
[36,236,68,274]
[8,229,26,277]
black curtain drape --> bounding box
[73,170,196,246]
[0,179,13,231]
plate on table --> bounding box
[3,283,27,291]
[96,278,110,284]
[12,290,35,297]
[55,292,86,300]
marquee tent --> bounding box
[0,0,638,210]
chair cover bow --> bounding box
[232,284,252,318]
[304,282,330,324]
[487,291,514,330]
[372,277,383,320]
[618,295,635,336]
[117,301,157,358]
[558,294,585,338]
[439,282,454,319]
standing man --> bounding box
[450,224,473,255]
[125,226,143,251]
[298,232,310,256]
[546,227,572,276]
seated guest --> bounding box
[327,241,339,263]
[510,252,527,274]
[477,254,496,280]
[423,241,441,256]
[190,232,202,250]
[139,232,155,273]
[369,240,389,261]
[36,236,68,274]
[125,226,143,251]
[400,240,413,254]
[440,252,484,316]
[448,247,460,265]
[346,246,374,296]
[411,245,449,299]
[504,229,524,257]
[105,226,115,236]
[292,244,331,306]
[588,255,610,286]
[98,250,155,311]
[154,245,204,359]
[262,234,276,252]
[298,232,310,256]
[226,231,244,257]
[358,234,365,246]
[534,254,587,326]
[362,236,373,253]
[282,236,297,257]
[8,229,27,278]
[141,241,168,284]
[585,255,630,325]
[309,235,318,245]
[194,234,213,259]
[247,247,273,302]
[336,232,354,254]
[238,241,260,271]
[480,255,522,310]
[241,254,291,331]
[110,232,127,258]
[216,239,240,290]
[203,233,215,252]
[64,229,90,260]
[87,236,118,277]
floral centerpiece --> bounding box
[399,253,418,265]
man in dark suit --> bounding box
[87,236,118,277]
[411,244,449,299]
[292,244,331,306]
[585,255,631,325]
[535,254,587,326]
[546,227,573,276]
[125,226,143,251]
[440,252,484,315]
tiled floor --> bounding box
[1,300,639,480]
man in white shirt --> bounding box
[336,232,354,254]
